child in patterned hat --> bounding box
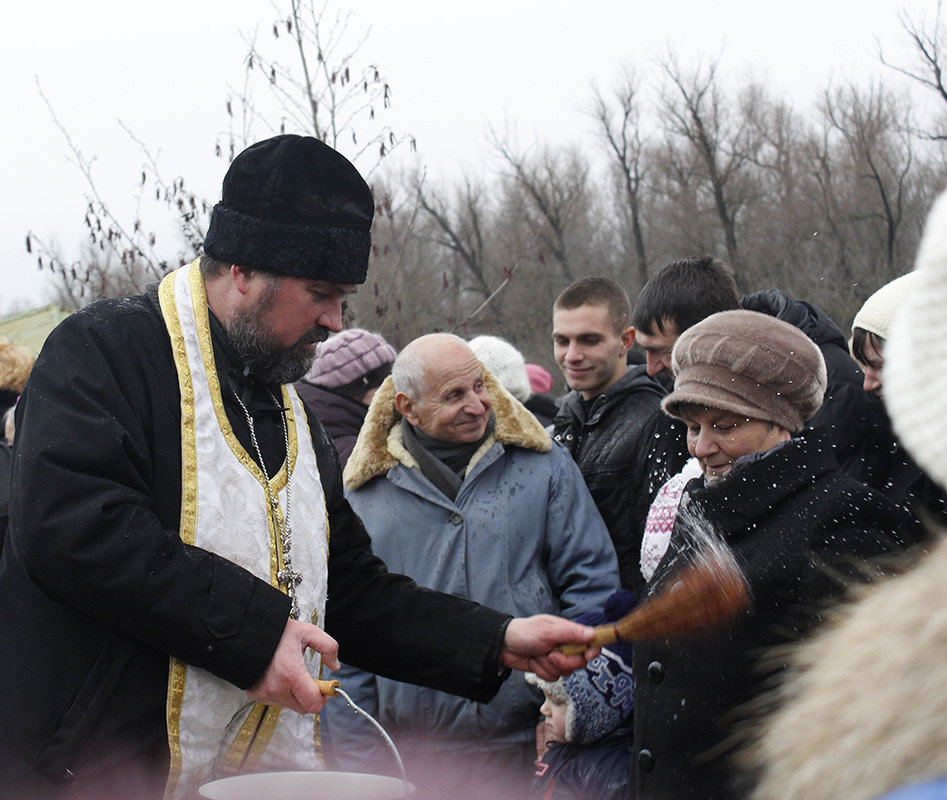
[525,590,637,800]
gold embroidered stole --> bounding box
[158,261,330,799]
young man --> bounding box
[632,256,739,388]
[551,277,687,593]
[633,254,892,487]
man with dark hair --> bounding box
[632,256,739,388]
[631,253,895,494]
[551,277,687,593]
[0,135,595,800]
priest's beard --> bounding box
[225,277,331,385]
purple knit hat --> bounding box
[304,329,396,388]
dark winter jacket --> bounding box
[740,290,874,473]
[851,403,947,526]
[632,435,917,800]
[552,366,688,593]
[741,290,947,525]
[0,289,510,800]
[525,392,559,427]
[294,380,368,467]
[0,440,10,559]
[529,729,633,800]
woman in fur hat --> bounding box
[632,310,917,800]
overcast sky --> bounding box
[2,0,936,313]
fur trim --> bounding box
[525,672,568,703]
[343,367,551,490]
[203,204,371,284]
[885,189,947,493]
[745,535,947,800]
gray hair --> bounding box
[392,332,469,399]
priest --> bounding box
[0,135,595,800]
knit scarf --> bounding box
[400,416,494,500]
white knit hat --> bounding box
[468,335,531,403]
[852,272,920,340]
[884,190,947,491]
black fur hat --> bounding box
[203,134,373,284]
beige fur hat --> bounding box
[663,309,827,433]
[884,190,947,492]
[852,271,920,340]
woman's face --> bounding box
[681,407,791,483]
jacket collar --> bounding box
[685,435,837,537]
[556,364,665,427]
[343,367,551,490]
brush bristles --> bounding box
[556,550,750,655]
[616,550,749,641]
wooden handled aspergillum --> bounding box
[314,678,341,696]
[557,545,750,656]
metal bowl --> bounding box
[200,770,412,800]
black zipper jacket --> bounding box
[552,366,688,593]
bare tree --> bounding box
[489,132,600,284]
[28,234,154,311]
[28,0,411,306]
[223,0,413,173]
[416,175,493,302]
[25,86,185,306]
[880,1,947,141]
[730,86,826,291]
[591,70,650,284]
[823,81,915,273]
[657,56,763,284]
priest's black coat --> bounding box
[0,290,509,798]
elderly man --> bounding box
[325,333,620,800]
[0,136,596,800]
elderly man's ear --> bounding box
[394,392,419,426]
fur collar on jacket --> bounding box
[343,368,551,490]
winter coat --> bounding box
[552,365,689,593]
[632,435,917,800]
[524,392,559,427]
[741,290,947,527]
[324,373,620,767]
[846,402,947,527]
[294,380,367,467]
[529,729,633,800]
[0,440,10,559]
[741,290,872,470]
[0,289,511,800]
[748,536,947,800]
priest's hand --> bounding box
[246,619,341,714]
[500,614,599,681]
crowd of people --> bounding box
[0,133,945,800]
